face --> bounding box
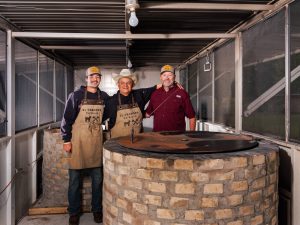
[160,71,175,87]
[118,77,134,96]
[86,74,101,88]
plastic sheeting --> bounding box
[15,40,37,131]
[198,55,213,121]
[214,41,235,128]
[39,53,54,125]
[242,10,285,139]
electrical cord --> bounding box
[0,155,42,197]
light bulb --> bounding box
[127,59,132,68]
[129,11,139,27]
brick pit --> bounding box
[42,128,92,210]
[103,133,279,225]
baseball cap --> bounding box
[86,66,101,76]
[160,64,175,74]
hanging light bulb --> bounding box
[127,58,132,68]
[129,10,139,27]
[126,0,139,27]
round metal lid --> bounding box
[114,131,258,154]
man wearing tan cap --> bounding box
[103,68,162,138]
[146,65,196,132]
[61,66,109,225]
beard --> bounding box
[162,80,175,87]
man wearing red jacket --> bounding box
[146,65,196,132]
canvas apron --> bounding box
[69,89,104,169]
[110,93,143,138]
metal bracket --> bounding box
[204,53,212,72]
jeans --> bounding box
[68,167,103,215]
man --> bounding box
[103,68,161,138]
[146,64,196,132]
[61,66,109,225]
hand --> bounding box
[145,113,151,118]
[63,142,72,152]
[156,84,162,89]
[175,81,184,90]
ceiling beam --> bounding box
[141,3,274,11]
[12,32,236,39]
[40,45,126,50]
[0,1,122,4]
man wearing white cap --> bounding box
[146,65,196,132]
[61,66,109,225]
[103,68,161,138]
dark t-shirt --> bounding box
[60,86,109,142]
[103,86,156,129]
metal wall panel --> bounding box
[0,30,6,136]
[290,0,300,143]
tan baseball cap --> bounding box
[86,66,101,76]
[160,64,175,74]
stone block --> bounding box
[116,198,128,209]
[198,159,224,170]
[136,169,153,180]
[148,182,166,193]
[201,197,218,208]
[159,171,178,181]
[190,172,209,182]
[185,210,204,221]
[227,195,243,206]
[253,155,265,165]
[174,159,193,170]
[127,177,143,190]
[157,209,175,219]
[250,215,263,225]
[123,212,132,224]
[146,158,164,169]
[231,181,248,192]
[215,209,233,219]
[170,197,189,208]
[203,184,223,194]
[175,183,195,194]
[133,203,148,214]
[124,190,138,201]
[239,205,254,216]
[144,220,161,225]
[224,157,247,169]
[227,221,243,225]
[144,195,162,206]
[112,152,124,163]
[251,177,266,190]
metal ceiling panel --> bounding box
[0,0,280,68]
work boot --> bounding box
[93,212,103,223]
[69,214,80,225]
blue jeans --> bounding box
[68,167,103,215]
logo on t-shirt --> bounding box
[176,95,182,98]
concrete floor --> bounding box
[18,213,102,225]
